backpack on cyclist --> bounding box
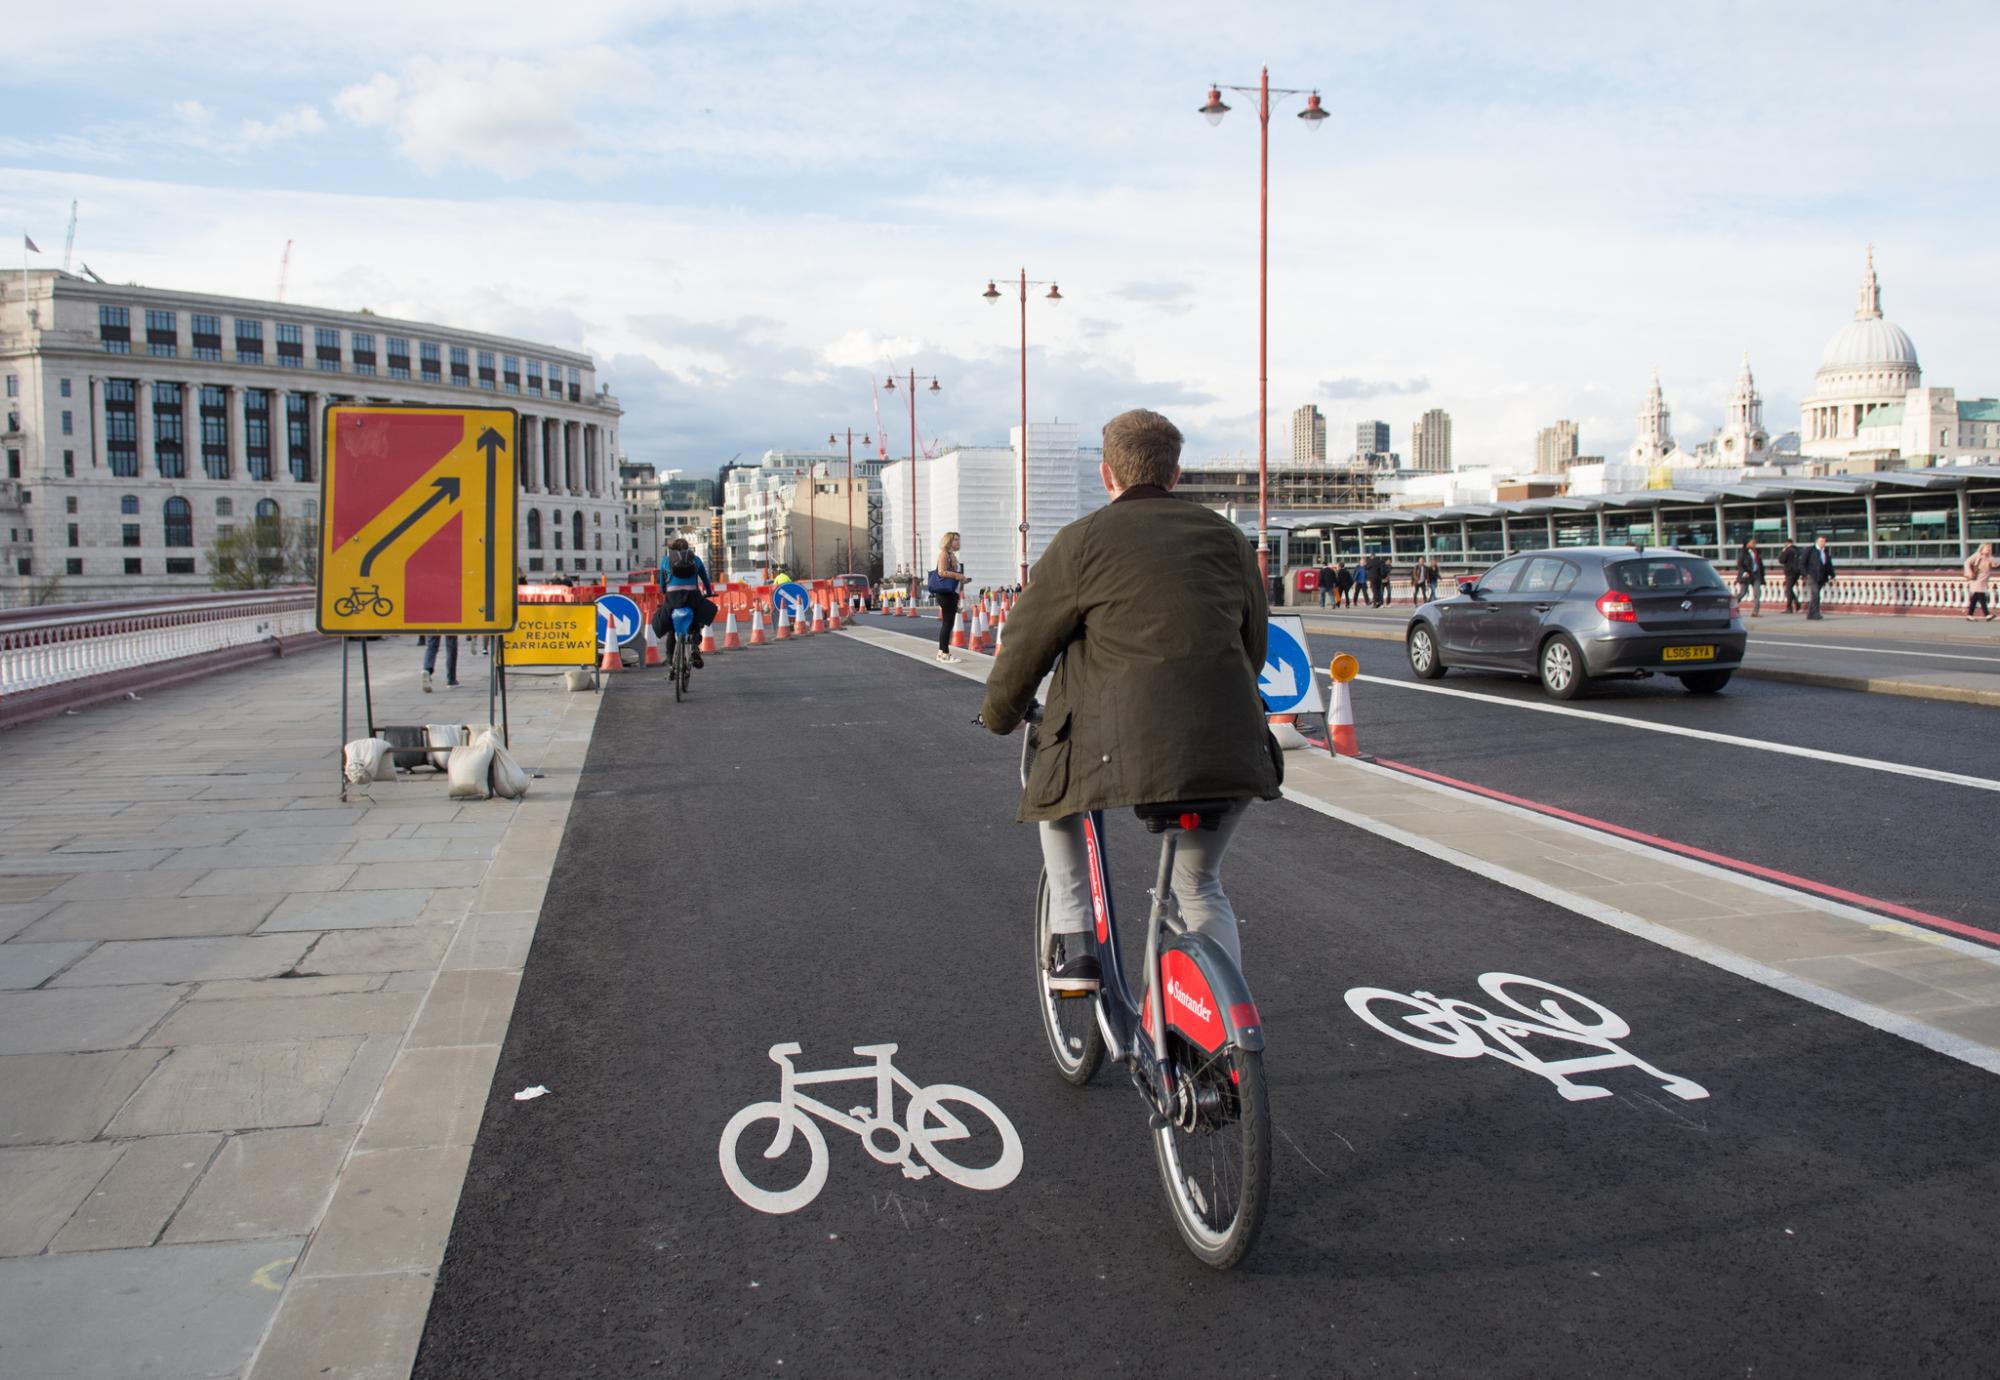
[667,546,700,579]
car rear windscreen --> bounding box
[1607,557,1726,593]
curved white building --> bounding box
[1801,250,1921,459]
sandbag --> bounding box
[564,669,595,692]
[343,737,397,784]
[378,724,429,772]
[426,723,466,771]
[446,737,496,799]
[479,729,530,800]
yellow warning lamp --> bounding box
[1328,652,1359,684]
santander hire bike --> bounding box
[1018,700,1272,1268]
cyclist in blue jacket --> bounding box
[659,538,718,668]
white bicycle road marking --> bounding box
[718,1042,1023,1215]
[1348,673,2000,793]
[1344,973,1710,1103]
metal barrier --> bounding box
[0,588,320,702]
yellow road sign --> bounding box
[317,405,518,634]
[502,605,599,666]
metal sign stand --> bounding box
[337,637,379,803]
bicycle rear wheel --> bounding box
[673,640,684,702]
[1033,868,1102,1086]
[1152,1039,1270,1269]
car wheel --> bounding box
[1677,669,1733,694]
[1539,633,1588,700]
[1407,623,1446,680]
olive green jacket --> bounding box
[979,489,1284,822]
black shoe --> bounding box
[1047,934,1101,994]
[691,651,704,669]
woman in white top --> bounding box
[933,531,970,661]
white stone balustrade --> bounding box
[0,590,318,695]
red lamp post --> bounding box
[826,428,872,579]
[883,369,942,602]
[1200,69,1328,581]
[982,271,1063,586]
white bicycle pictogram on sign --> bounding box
[718,1041,1024,1214]
[1343,972,1709,1103]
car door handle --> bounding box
[1532,604,1552,613]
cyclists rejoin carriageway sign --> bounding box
[317,405,519,635]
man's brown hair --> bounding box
[1101,409,1183,489]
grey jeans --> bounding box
[1040,802,1249,970]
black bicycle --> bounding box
[1018,702,1272,1268]
[669,605,694,701]
[332,584,394,618]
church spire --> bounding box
[1856,244,1882,320]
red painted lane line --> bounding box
[1369,755,2000,949]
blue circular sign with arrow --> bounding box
[595,594,643,647]
[772,583,811,619]
[1257,615,1323,716]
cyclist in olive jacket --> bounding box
[979,409,1282,991]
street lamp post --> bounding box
[826,428,872,583]
[982,271,1062,586]
[882,370,942,602]
[1200,67,1327,582]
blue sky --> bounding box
[6,1,1997,474]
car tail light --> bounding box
[1596,591,1636,622]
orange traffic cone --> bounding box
[775,606,791,641]
[748,608,768,646]
[598,634,621,672]
[1328,653,1361,756]
[951,609,969,649]
[700,620,719,655]
[723,612,744,650]
[811,602,828,634]
[970,607,990,654]
[643,620,665,667]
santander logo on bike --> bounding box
[1166,977,1213,1024]
[1158,952,1224,1050]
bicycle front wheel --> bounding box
[673,642,684,701]
[1033,867,1103,1086]
[1152,1040,1271,1270]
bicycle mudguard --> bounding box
[1144,930,1265,1054]
[671,608,694,635]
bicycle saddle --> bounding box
[1133,800,1233,833]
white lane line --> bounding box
[1280,784,2000,1078]
[1345,672,2000,793]
[1749,639,2000,665]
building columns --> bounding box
[89,377,106,472]
[228,385,248,480]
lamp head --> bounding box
[1045,283,1062,303]
[1199,87,1230,125]
[982,280,1001,303]
[928,379,941,393]
[1299,92,1329,129]
[883,375,895,390]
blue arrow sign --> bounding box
[772,582,810,618]
[595,593,643,647]
[1258,615,1323,716]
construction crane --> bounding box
[276,240,292,302]
[61,202,77,273]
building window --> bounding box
[16,557,30,577]
[100,305,132,353]
[236,318,265,363]
[67,523,78,547]
[122,522,141,547]
[166,557,196,574]
[449,346,470,387]
[568,367,581,402]
[201,386,229,479]
[477,350,497,391]
[153,382,186,478]
[351,331,376,377]
[314,327,341,372]
[62,450,74,477]
[60,410,72,435]
[146,309,179,357]
[420,341,442,382]
[528,556,544,572]
[3,374,13,396]
[245,389,272,481]
[121,494,139,516]
[124,557,142,575]
[573,511,584,550]
[526,361,542,396]
[164,496,194,547]
[65,495,77,514]
[276,322,304,367]
[59,378,71,398]
[191,313,222,361]
[66,558,82,575]
[255,498,280,525]
[287,393,311,481]
[502,355,520,395]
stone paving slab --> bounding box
[0,639,600,1380]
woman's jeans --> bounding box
[1039,802,1249,970]
[1972,592,1991,618]
[936,592,960,651]
[422,636,458,683]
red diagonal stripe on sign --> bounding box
[405,513,464,624]
[331,412,465,549]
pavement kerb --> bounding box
[839,621,2000,1074]
[238,677,604,1380]
[1293,614,2000,707]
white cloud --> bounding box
[334,48,650,178]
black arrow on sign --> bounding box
[475,427,507,620]
[359,475,462,577]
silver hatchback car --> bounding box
[1405,547,1747,699]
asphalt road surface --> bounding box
[414,633,2000,1378]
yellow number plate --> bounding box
[1663,645,1716,662]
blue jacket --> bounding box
[661,552,714,596]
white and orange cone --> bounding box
[643,620,665,667]
[723,612,744,650]
[748,608,768,646]
[700,620,719,655]
[599,634,621,672]
[775,605,792,641]
[950,609,969,649]
[1328,652,1362,756]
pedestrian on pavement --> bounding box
[1804,535,1836,620]
[1965,542,1995,621]
[1425,559,1442,602]
[1335,561,1355,607]
[1779,539,1802,613]
[931,531,969,662]
[979,408,1281,982]
[421,635,458,692]
[1374,554,1393,607]
[1735,536,1766,617]
[1317,562,1336,607]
